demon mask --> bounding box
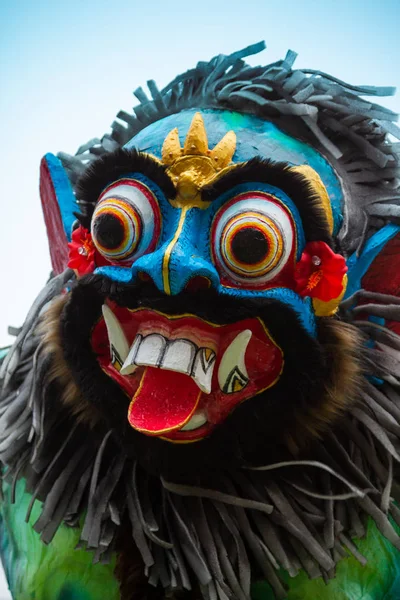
[51,110,356,479]
[1,42,400,600]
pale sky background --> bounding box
[0,0,399,597]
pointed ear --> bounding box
[40,153,78,274]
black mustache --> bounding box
[74,274,314,347]
[125,283,276,324]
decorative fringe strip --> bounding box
[1,277,400,598]
[56,42,399,256]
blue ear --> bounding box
[40,153,78,273]
[345,223,400,299]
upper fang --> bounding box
[102,305,130,366]
[218,330,251,394]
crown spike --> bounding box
[210,131,236,168]
[183,113,209,156]
[162,128,182,165]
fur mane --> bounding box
[2,41,400,600]
[1,271,400,599]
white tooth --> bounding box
[192,348,216,394]
[102,305,129,366]
[135,334,167,367]
[218,330,252,394]
[120,335,142,375]
[181,411,207,431]
[162,340,197,374]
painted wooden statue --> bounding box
[1,42,400,599]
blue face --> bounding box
[95,175,317,336]
[128,108,343,235]
[91,109,344,337]
[58,109,351,454]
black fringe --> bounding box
[2,274,400,599]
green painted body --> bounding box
[0,479,119,600]
[252,520,400,600]
[1,478,400,599]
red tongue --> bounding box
[128,367,202,435]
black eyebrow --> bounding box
[202,157,332,244]
[75,148,176,228]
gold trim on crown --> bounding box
[162,113,236,207]
[160,114,334,234]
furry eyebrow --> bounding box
[75,148,176,228]
[202,157,332,244]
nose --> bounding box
[131,242,220,295]
[132,206,220,295]
[166,246,220,295]
[130,247,167,292]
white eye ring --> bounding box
[91,179,161,262]
[212,193,294,284]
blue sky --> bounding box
[0,2,399,345]
[0,0,398,596]
[0,1,399,344]
[1,0,399,352]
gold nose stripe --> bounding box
[162,206,190,295]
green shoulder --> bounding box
[0,478,120,600]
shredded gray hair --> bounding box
[1,42,400,600]
[1,274,400,599]
[58,41,399,256]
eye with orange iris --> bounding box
[91,179,161,263]
[212,193,294,284]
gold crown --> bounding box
[162,113,236,206]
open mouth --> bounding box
[91,303,284,442]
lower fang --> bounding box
[180,412,207,431]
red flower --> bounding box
[67,226,96,276]
[294,241,347,302]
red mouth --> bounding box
[91,304,284,442]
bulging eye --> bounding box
[91,179,161,262]
[212,193,294,284]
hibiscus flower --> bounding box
[67,226,96,276]
[294,241,347,302]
